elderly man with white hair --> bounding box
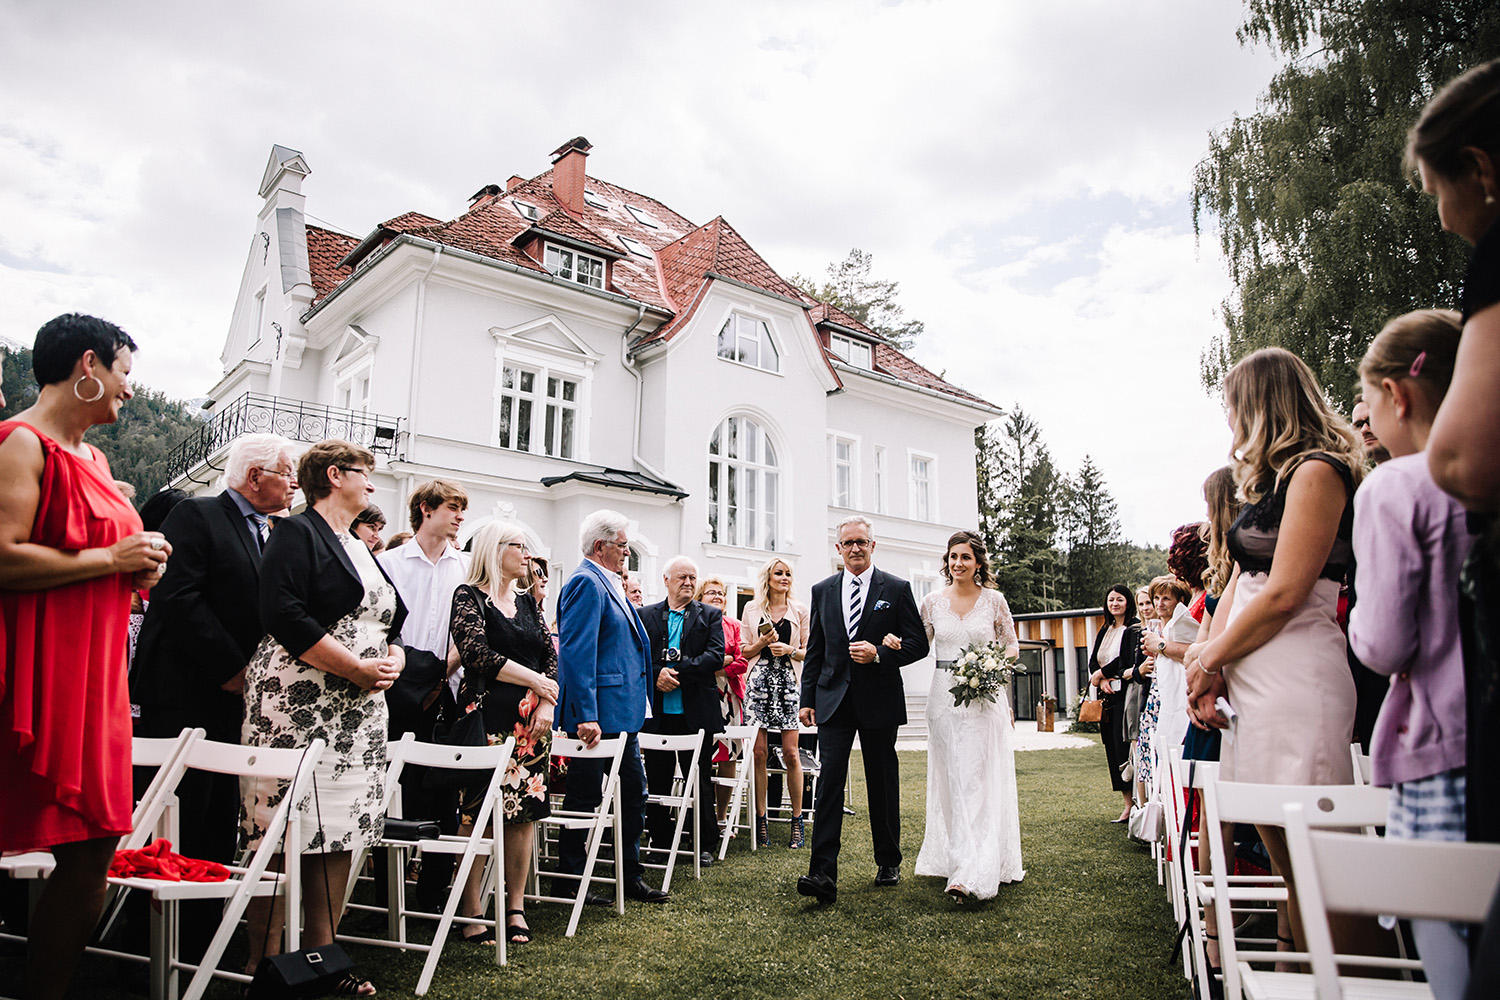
[553,510,668,903]
[640,555,725,867]
[130,432,297,957]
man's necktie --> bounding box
[847,575,863,638]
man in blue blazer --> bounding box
[797,515,929,904]
[555,510,669,903]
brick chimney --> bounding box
[505,175,525,192]
[550,137,592,217]
[468,184,502,210]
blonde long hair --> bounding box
[1223,348,1364,504]
[1201,466,1242,595]
[466,520,528,597]
[751,556,793,614]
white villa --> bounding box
[168,139,1004,699]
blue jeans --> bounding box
[558,731,648,886]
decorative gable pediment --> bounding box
[490,314,602,364]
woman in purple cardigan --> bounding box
[1348,309,1468,1000]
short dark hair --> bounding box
[297,439,375,504]
[1406,57,1500,182]
[940,530,995,588]
[1166,522,1209,591]
[408,479,468,531]
[352,503,386,530]
[1103,584,1137,624]
[32,313,138,386]
[139,488,189,533]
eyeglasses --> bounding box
[606,540,630,550]
[837,538,872,550]
[338,467,371,478]
[258,467,296,480]
[506,541,529,552]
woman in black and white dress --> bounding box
[241,440,408,997]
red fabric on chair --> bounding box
[109,838,231,882]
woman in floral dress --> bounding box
[449,520,558,945]
[740,557,810,848]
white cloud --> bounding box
[0,0,1283,544]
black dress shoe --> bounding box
[797,873,837,903]
[583,890,613,906]
[624,878,670,903]
[874,865,901,886]
[698,851,715,867]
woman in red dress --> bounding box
[0,314,171,1000]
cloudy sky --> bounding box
[0,0,1285,544]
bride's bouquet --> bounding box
[947,640,1019,708]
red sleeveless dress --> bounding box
[0,421,140,851]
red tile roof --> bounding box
[302,157,995,410]
[306,225,358,302]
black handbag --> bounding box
[381,818,440,842]
[424,674,488,790]
[247,943,355,999]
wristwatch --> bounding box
[1155,639,1166,654]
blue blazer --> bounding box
[557,558,651,734]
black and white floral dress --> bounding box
[240,536,396,853]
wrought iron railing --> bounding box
[164,392,404,484]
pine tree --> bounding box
[791,248,925,349]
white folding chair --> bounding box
[712,725,758,859]
[1242,802,1500,1000]
[764,724,820,825]
[338,735,516,996]
[1350,745,1373,787]
[639,730,705,892]
[529,733,627,937]
[104,737,326,1000]
[1203,777,1400,1000]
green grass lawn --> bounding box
[25,742,1190,999]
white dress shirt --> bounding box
[840,564,876,636]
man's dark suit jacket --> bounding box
[132,491,267,720]
[801,566,929,729]
[640,598,725,734]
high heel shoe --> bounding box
[1202,932,1223,1000]
[756,814,770,847]
[788,814,805,849]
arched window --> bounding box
[708,415,779,550]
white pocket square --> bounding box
[873,599,891,611]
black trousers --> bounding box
[807,702,900,883]
[642,717,720,851]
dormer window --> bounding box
[829,333,872,370]
[625,204,660,228]
[618,235,653,257]
[583,189,609,211]
[544,244,605,290]
[717,313,779,373]
[513,200,541,222]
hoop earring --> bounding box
[74,374,105,403]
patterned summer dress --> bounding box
[240,535,395,853]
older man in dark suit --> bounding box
[641,556,724,868]
[796,515,928,904]
[129,432,296,951]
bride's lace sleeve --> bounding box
[991,590,1018,648]
[920,591,936,642]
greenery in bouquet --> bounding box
[947,640,1018,709]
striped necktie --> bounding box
[847,574,863,637]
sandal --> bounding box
[455,917,495,944]
[506,909,531,945]
[333,971,377,996]
[755,814,770,847]
[788,814,805,849]
[945,883,971,901]
[1203,933,1223,1000]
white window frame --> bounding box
[829,333,872,370]
[249,286,266,350]
[908,450,938,523]
[716,311,781,374]
[331,326,378,414]
[513,200,541,221]
[544,243,606,290]
[583,189,610,211]
[495,364,583,459]
[489,322,597,462]
[830,433,859,509]
[708,414,781,552]
[873,446,887,515]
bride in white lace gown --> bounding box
[913,533,1025,899]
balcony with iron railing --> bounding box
[164,392,404,485]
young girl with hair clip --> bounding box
[1347,309,1470,999]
